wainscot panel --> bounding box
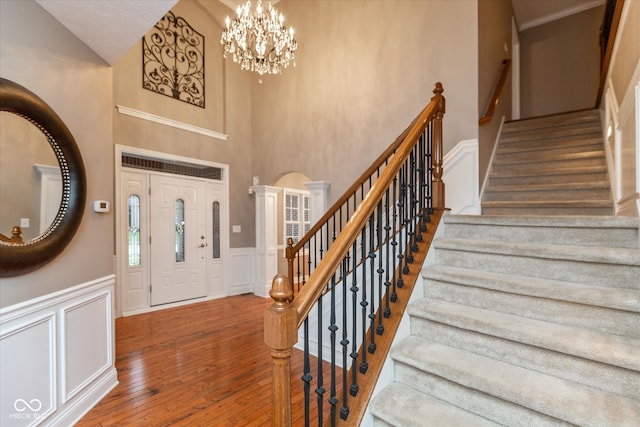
[0,275,117,426]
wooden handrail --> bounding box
[292,84,443,326]
[479,58,512,126]
[595,0,624,107]
[265,83,445,426]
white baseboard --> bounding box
[0,275,117,426]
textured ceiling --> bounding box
[35,0,179,65]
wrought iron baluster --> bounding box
[391,175,399,301]
[367,213,376,354]
[340,257,349,421]
[350,240,360,396]
[383,189,391,318]
[302,318,311,426]
[316,296,324,424]
[376,201,384,335]
[359,226,369,373]
[328,275,338,425]
[427,122,434,211]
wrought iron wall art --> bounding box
[143,11,205,108]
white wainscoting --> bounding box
[443,139,481,214]
[0,275,117,426]
[229,248,255,296]
[603,68,640,216]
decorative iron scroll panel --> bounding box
[143,11,205,108]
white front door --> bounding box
[150,174,207,306]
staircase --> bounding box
[482,109,613,215]
[369,111,640,426]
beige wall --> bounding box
[478,0,514,188]
[520,6,604,118]
[250,0,479,206]
[113,0,255,248]
[609,0,640,100]
[0,0,114,307]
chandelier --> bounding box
[220,0,298,75]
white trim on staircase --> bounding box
[479,115,506,205]
[443,139,481,214]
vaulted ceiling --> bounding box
[34,0,604,66]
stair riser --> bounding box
[505,110,599,129]
[498,137,602,154]
[489,171,608,186]
[503,115,600,133]
[481,206,614,215]
[482,188,611,202]
[443,223,638,248]
[434,249,639,289]
[501,127,602,143]
[492,157,606,173]
[394,363,571,427]
[424,280,640,338]
[493,149,604,164]
[409,317,639,400]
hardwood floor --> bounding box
[77,294,329,426]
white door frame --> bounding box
[115,145,230,317]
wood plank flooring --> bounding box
[77,294,337,426]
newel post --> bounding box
[431,82,446,209]
[264,274,298,427]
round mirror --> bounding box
[0,78,86,277]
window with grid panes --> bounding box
[284,190,310,244]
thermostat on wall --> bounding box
[93,200,111,213]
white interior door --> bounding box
[150,174,207,306]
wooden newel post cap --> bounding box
[264,275,298,350]
[269,274,293,307]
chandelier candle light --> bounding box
[221,0,297,75]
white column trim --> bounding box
[304,181,331,224]
[252,185,281,297]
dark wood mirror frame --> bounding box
[0,78,86,277]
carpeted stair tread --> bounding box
[485,181,610,193]
[391,337,640,427]
[442,214,639,248]
[422,265,640,313]
[497,136,603,154]
[493,150,605,165]
[443,213,639,230]
[433,237,640,266]
[408,299,640,371]
[370,383,501,427]
[488,164,608,179]
[481,199,613,209]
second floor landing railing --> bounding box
[265,83,446,426]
